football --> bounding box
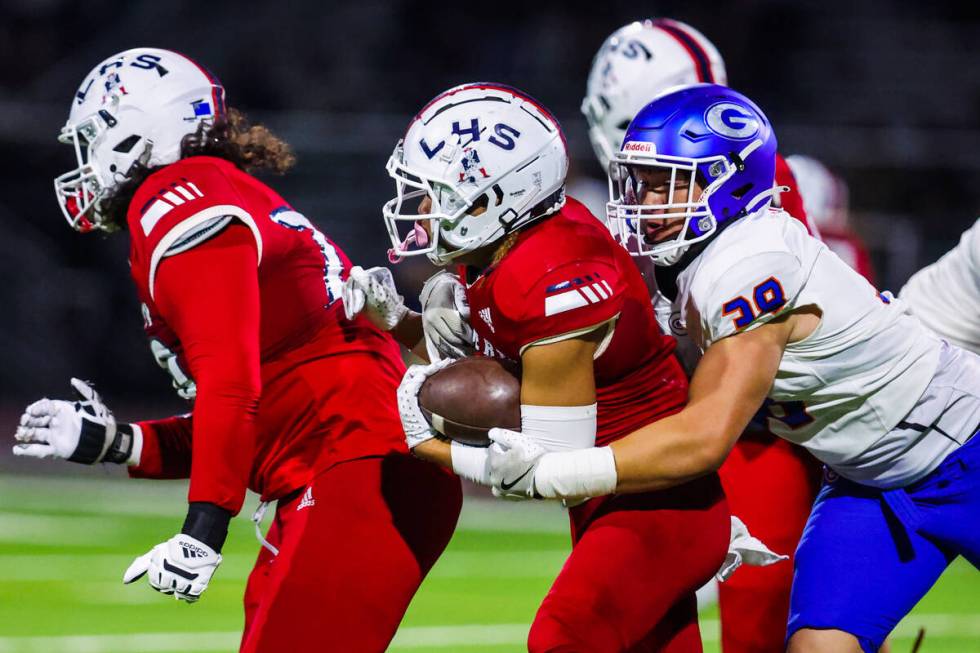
[418,356,521,446]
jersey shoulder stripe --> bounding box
[148,205,263,300]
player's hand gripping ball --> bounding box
[418,356,521,446]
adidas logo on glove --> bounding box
[179,539,210,559]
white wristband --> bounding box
[127,423,143,467]
[451,441,491,485]
[534,446,617,499]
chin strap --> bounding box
[744,185,784,214]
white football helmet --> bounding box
[383,83,568,266]
[785,155,850,233]
[582,19,727,172]
[55,48,225,232]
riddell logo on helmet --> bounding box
[623,141,655,153]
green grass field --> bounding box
[0,475,976,652]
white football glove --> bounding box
[419,271,475,361]
[489,429,618,503]
[342,265,408,331]
[487,428,546,500]
[13,378,133,464]
[397,359,453,449]
[716,516,789,582]
[123,533,221,603]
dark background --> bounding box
[0,0,977,413]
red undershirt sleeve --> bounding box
[128,413,194,479]
[146,223,261,514]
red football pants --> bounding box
[240,454,462,653]
[529,473,730,653]
[716,432,822,653]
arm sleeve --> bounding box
[128,414,194,479]
[697,251,805,346]
[152,223,261,514]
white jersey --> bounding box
[900,219,980,354]
[671,208,954,487]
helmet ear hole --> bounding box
[730,183,754,200]
[615,119,631,130]
[112,135,141,153]
[467,193,490,215]
[491,185,504,207]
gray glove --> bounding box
[420,271,475,361]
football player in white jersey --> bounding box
[582,20,825,653]
[487,84,980,653]
[901,218,980,354]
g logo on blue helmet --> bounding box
[704,102,759,140]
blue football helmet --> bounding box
[607,83,777,265]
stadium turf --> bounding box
[0,475,976,652]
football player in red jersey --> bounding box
[13,48,461,653]
[580,20,825,652]
[347,83,730,652]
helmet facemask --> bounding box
[382,141,495,266]
[607,153,734,266]
[383,137,565,267]
[54,112,124,232]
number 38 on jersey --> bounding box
[722,276,787,329]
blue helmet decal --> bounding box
[704,102,760,139]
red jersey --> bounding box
[462,197,689,446]
[126,156,406,511]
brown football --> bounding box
[418,356,521,447]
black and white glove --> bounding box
[13,378,136,464]
[419,271,475,361]
[123,502,230,603]
[342,265,408,331]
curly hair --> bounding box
[100,107,295,231]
